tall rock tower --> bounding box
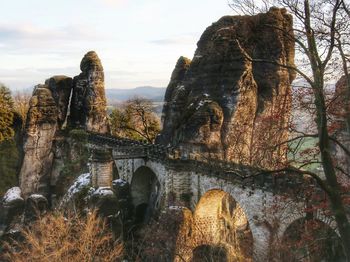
[158,8,295,168]
[69,51,109,134]
[19,51,110,198]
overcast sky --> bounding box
[0,0,232,90]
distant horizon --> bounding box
[1,0,232,91]
[10,84,166,94]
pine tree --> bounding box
[0,84,14,142]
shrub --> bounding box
[2,210,123,262]
[68,129,88,143]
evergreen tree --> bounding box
[0,84,14,142]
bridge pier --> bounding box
[90,148,113,187]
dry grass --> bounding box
[2,210,123,262]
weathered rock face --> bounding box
[0,187,24,236]
[19,51,109,199]
[24,194,48,224]
[45,76,72,129]
[330,76,350,185]
[19,84,60,197]
[158,56,192,145]
[69,51,109,134]
[159,8,295,168]
[330,75,349,130]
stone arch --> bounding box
[130,166,160,223]
[280,217,345,262]
[191,189,253,262]
[192,179,272,260]
[278,208,340,240]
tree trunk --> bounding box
[303,0,350,258]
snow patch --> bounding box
[196,100,205,110]
[68,173,91,195]
[113,179,127,187]
[169,206,185,210]
[8,229,20,234]
[60,173,93,206]
[92,187,114,197]
[29,194,46,200]
[3,187,23,203]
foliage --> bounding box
[0,84,14,142]
[279,218,345,261]
[0,139,19,196]
[12,91,31,127]
[68,129,88,143]
[1,210,123,262]
[110,97,160,143]
[0,85,20,196]
[126,209,184,261]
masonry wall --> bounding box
[110,150,336,261]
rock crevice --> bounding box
[19,51,109,199]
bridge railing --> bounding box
[87,132,317,193]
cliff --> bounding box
[19,51,109,199]
[69,51,109,133]
[158,8,295,168]
[330,75,350,185]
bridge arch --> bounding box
[191,179,272,260]
[130,166,160,224]
[279,217,345,261]
[191,189,253,261]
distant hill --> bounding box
[106,86,166,104]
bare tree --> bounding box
[110,96,161,143]
[229,0,350,259]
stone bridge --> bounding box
[87,132,339,261]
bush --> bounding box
[2,210,123,262]
[68,129,88,143]
[0,139,19,196]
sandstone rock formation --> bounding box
[159,8,295,168]
[19,83,62,197]
[45,76,72,129]
[19,51,109,199]
[0,187,24,236]
[330,75,350,185]
[159,56,192,145]
[69,51,109,134]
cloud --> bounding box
[0,23,107,55]
[100,0,128,7]
[0,24,96,41]
[0,67,80,90]
[150,34,197,46]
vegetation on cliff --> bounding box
[0,85,27,196]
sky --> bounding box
[0,0,232,90]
